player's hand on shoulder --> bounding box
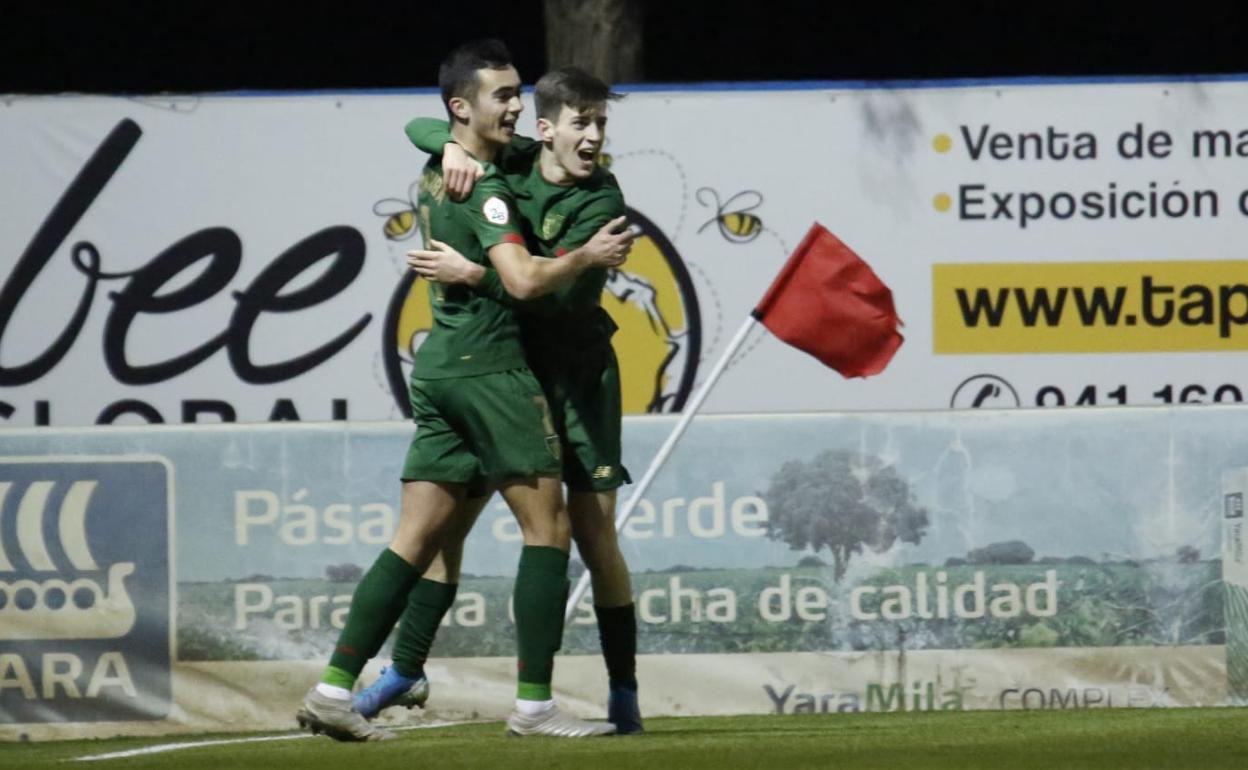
[443,143,485,202]
[582,215,635,268]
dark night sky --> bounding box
[4,1,1248,94]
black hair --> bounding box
[438,39,514,117]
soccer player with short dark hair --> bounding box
[296,41,632,742]
[353,65,644,736]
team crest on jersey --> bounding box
[482,196,510,225]
[541,212,565,241]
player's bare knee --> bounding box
[517,510,571,549]
[569,491,613,534]
[571,526,610,565]
[570,515,602,550]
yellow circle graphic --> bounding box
[383,207,700,415]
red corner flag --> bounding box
[564,225,900,619]
[752,223,903,377]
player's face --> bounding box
[544,103,607,181]
[467,65,523,147]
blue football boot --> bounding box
[607,685,643,735]
[353,666,429,719]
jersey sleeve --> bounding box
[404,118,453,154]
[554,184,627,254]
[472,263,560,317]
[464,175,526,251]
[500,134,540,162]
[404,117,541,173]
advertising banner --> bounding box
[7,78,1248,426]
[0,406,1244,737]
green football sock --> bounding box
[594,603,638,690]
[392,578,459,678]
[513,545,570,701]
[321,548,420,688]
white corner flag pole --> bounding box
[565,314,761,620]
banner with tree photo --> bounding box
[3,404,1245,737]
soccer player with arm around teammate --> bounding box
[296,41,632,742]
[355,67,644,735]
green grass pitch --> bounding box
[4,709,1247,770]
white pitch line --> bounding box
[70,720,476,762]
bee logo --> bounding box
[696,187,763,243]
[373,180,422,241]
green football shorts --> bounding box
[530,344,631,493]
[402,367,562,485]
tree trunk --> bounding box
[543,0,643,83]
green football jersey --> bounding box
[404,118,625,351]
[510,164,625,350]
[411,157,529,379]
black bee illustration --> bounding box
[373,180,422,240]
[696,187,763,243]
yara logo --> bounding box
[0,480,136,640]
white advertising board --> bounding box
[5,77,1248,426]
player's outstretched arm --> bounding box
[404,118,539,200]
[405,117,541,157]
[407,244,528,308]
[404,118,454,154]
[487,216,634,299]
[404,118,481,200]
[407,217,633,300]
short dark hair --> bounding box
[438,39,513,114]
[534,67,623,122]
